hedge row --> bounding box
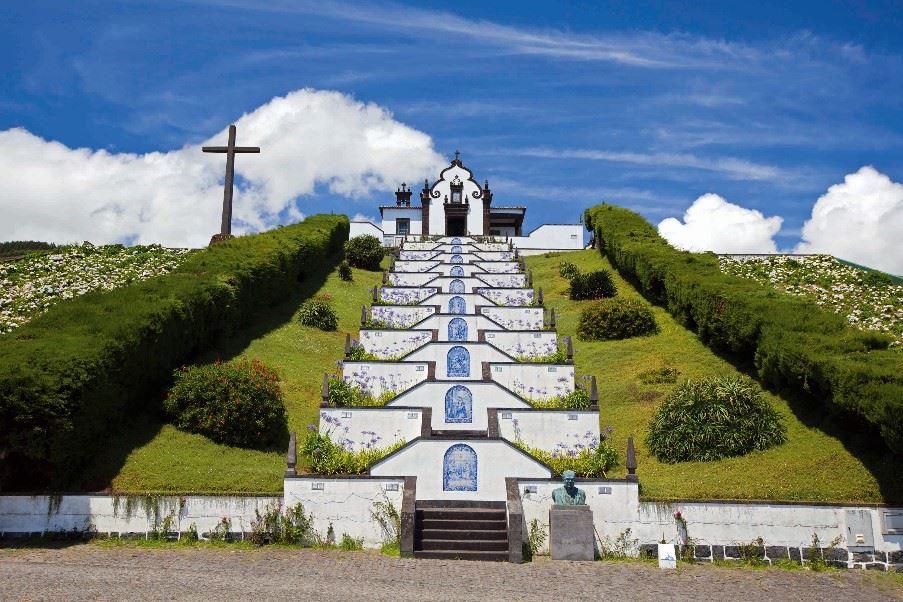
[585,204,903,454]
[0,215,348,486]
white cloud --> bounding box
[795,166,903,275]
[0,89,445,248]
[657,193,782,253]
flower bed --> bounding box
[719,255,902,345]
[0,244,190,334]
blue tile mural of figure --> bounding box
[450,265,465,277]
[449,279,465,294]
[451,245,463,254]
[451,254,463,264]
[447,345,470,377]
[443,443,477,491]
[445,385,473,423]
[448,295,466,314]
[451,238,462,245]
[448,317,468,341]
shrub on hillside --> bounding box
[344,235,384,271]
[164,359,288,449]
[338,260,353,282]
[298,296,338,331]
[646,376,786,463]
[559,261,580,280]
[577,298,658,341]
[569,269,617,300]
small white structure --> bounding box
[349,154,585,254]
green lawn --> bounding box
[90,259,386,494]
[96,248,899,502]
[528,250,901,503]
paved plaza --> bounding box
[0,545,900,601]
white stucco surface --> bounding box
[480,306,545,330]
[475,273,528,288]
[342,361,430,398]
[414,314,507,335]
[387,381,530,419]
[510,224,585,251]
[428,293,497,314]
[388,272,439,287]
[349,221,383,239]
[318,408,422,449]
[403,342,515,371]
[490,363,575,401]
[370,440,551,501]
[284,478,404,548]
[394,260,440,273]
[358,330,432,358]
[475,261,520,273]
[497,410,599,450]
[369,305,436,328]
[485,331,558,358]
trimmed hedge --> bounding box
[0,215,348,487]
[577,298,658,341]
[585,204,903,453]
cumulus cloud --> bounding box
[0,89,445,247]
[795,166,903,275]
[657,193,782,253]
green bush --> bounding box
[530,387,591,409]
[569,269,617,300]
[338,260,353,281]
[514,438,618,477]
[558,261,580,280]
[577,298,658,341]
[298,296,338,331]
[163,358,287,449]
[301,427,404,474]
[249,503,316,546]
[0,215,348,487]
[638,367,680,384]
[586,203,903,453]
[646,376,786,463]
[344,235,384,271]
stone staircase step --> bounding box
[413,550,509,562]
[417,518,506,531]
[416,508,506,522]
[419,528,508,541]
[419,538,509,552]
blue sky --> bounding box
[2,1,903,271]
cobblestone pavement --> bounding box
[1,545,900,601]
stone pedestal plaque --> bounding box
[549,504,595,561]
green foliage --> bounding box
[183,523,199,542]
[347,345,380,361]
[0,240,56,258]
[569,269,617,300]
[163,358,287,449]
[300,428,405,474]
[530,387,592,409]
[558,261,580,280]
[208,517,231,541]
[339,532,364,550]
[599,528,640,559]
[638,367,680,384]
[0,215,348,486]
[577,298,658,341]
[524,519,547,560]
[370,496,401,547]
[249,502,316,546]
[514,439,618,477]
[646,376,786,463]
[298,296,338,331]
[326,377,387,407]
[338,260,353,282]
[587,203,903,454]
[344,235,384,270]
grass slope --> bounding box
[529,250,901,503]
[88,260,385,494]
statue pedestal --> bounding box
[549,504,595,561]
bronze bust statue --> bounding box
[552,470,586,505]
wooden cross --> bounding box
[202,124,260,237]
[454,149,461,162]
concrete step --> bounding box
[413,550,509,562]
[417,518,506,531]
[419,528,508,541]
[416,508,507,522]
[419,538,509,552]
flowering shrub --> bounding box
[164,358,288,449]
[344,235,384,270]
[569,269,617,300]
[514,429,618,477]
[326,377,396,406]
[719,254,902,345]
[298,296,338,331]
[0,243,189,334]
[577,298,658,340]
[301,426,404,474]
[646,376,786,463]
[531,387,591,409]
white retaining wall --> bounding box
[477,287,534,306]
[388,272,439,287]
[370,305,436,328]
[394,260,439,273]
[342,361,429,398]
[379,287,438,304]
[283,478,404,548]
[510,224,584,253]
[370,440,551,501]
[497,410,599,450]
[480,307,544,330]
[387,382,530,429]
[319,408,423,449]
[490,363,575,401]
[475,273,528,288]
[476,261,520,273]
[485,331,558,358]
[359,330,432,359]
[403,342,514,374]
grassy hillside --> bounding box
[83,260,386,494]
[528,250,901,503]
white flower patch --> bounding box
[0,244,190,334]
[719,254,903,345]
